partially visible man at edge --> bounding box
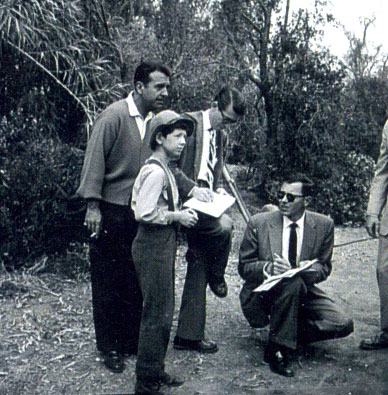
[76,60,212,374]
[360,118,388,351]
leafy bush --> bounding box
[316,152,375,225]
[263,151,375,226]
[0,114,87,269]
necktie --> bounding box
[288,223,298,268]
[205,128,217,188]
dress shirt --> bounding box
[131,157,179,225]
[263,212,306,278]
[282,213,306,266]
[197,109,217,189]
[126,91,153,140]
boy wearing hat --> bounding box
[131,110,198,395]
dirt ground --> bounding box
[1,206,388,394]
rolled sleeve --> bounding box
[77,113,118,200]
[132,166,173,225]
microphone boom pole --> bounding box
[222,165,251,224]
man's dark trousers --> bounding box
[89,201,143,355]
[132,223,177,379]
[256,276,354,350]
[176,212,232,340]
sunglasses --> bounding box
[277,191,304,203]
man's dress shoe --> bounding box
[159,372,184,387]
[120,345,137,358]
[102,350,125,373]
[209,278,228,298]
[360,331,388,350]
[173,336,219,353]
[264,349,294,378]
[135,379,164,395]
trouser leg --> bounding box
[206,214,233,280]
[187,213,233,280]
[268,276,307,350]
[133,224,176,379]
[239,286,270,328]
[297,287,354,345]
[89,202,142,354]
[377,235,388,331]
[176,213,232,340]
[176,250,207,340]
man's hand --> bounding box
[191,186,214,202]
[84,201,102,238]
[271,254,291,275]
[366,214,380,238]
[216,187,229,196]
[176,208,198,228]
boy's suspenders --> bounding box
[147,159,175,212]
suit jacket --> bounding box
[238,210,334,327]
[367,119,388,235]
[178,111,226,189]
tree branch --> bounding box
[173,61,221,79]
[6,40,93,127]
[242,13,263,36]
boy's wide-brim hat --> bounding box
[149,110,195,148]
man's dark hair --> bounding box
[134,61,172,86]
[214,86,246,116]
[283,173,314,196]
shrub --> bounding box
[316,151,375,225]
[0,114,87,269]
[263,151,375,226]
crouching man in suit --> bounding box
[238,173,353,377]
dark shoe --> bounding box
[159,372,184,387]
[173,336,218,353]
[102,350,125,373]
[360,331,388,350]
[209,278,228,298]
[264,344,294,378]
[120,345,138,357]
[135,378,164,395]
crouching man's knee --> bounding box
[338,317,354,339]
[317,316,354,341]
[219,214,233,234]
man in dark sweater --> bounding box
[77,61,211,374]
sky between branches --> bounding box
[291,0,388,58]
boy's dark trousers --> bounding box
[89,201,143,355]
[132,223,177,379]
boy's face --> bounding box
[161,128,187,159]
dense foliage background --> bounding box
[1,0,388,268]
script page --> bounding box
[183,193,236,217]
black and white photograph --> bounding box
[1,0,388,394]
